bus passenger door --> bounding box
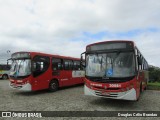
[32,56,51,91]
[60,60,73,86]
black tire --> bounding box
[49,80,58,92]
[144,85,147,90]
[2,74,8,80]
[144,82,147,90]
[140,83,142,93]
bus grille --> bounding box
[10,84,22,89]
[93,86,120,90]
[95,91,118,98]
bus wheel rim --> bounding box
[51,83,56,89]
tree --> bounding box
[148,66,160,82]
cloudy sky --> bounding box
[0,0,160,67]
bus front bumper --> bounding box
[84,85,137,101]
[10,83,32,91]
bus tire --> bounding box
[49,80,59,92]
[2,74,8,80]
[140,83,142,93]
[144,83,147,90]
[144,86,147,90]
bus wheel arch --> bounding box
[49,79,59,92]
[2,74,8,80]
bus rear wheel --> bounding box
[2,74,8,80]
[49,80,58,92]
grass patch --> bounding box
[147,82,160,90]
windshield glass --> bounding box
[86,52,135,78]
[10,59,31,77]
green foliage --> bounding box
[148,82,160,87]
[149,66,160,82]
[148,82,160,90]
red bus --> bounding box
[9,52,85,91]
[81,40,149,101]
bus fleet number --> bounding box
[109,84,121,88]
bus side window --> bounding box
[52,58,62,70]
[142,58,144,70]
[64,60,73,70]
[6,65,11,70]
[32,56,50,77]
[137,52,142,70]
[73,61,80,70]
[140,56,142,70]
[0,65,10,70]
[135,48,139,71]
[69,61,73,70]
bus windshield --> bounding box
[86,51,135,78]
[10,59,31,77]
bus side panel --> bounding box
[72,70,85,84]
[0,74,2,78]
[31,69,52,91]
[143,70,149,90]
[57,70,73,87]
[51,70,66,87]
[0,70,9,78]
[138,70,148,92]
[136,70,147,99]
[52,70,84,88]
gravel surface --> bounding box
[0,79,160,120]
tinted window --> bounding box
[0,65,11,70]
[73,61,80,70]
[32,56,50,77]
[64,60,73,70]
[52,58,62,70]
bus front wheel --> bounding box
[49,80,59,92]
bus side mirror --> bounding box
[137,56,142,65]
[80,52,86,70]
[7,58,12,66]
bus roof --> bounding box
[12,51,80,61]
[86,40,148,64]
[86,40,135,47]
